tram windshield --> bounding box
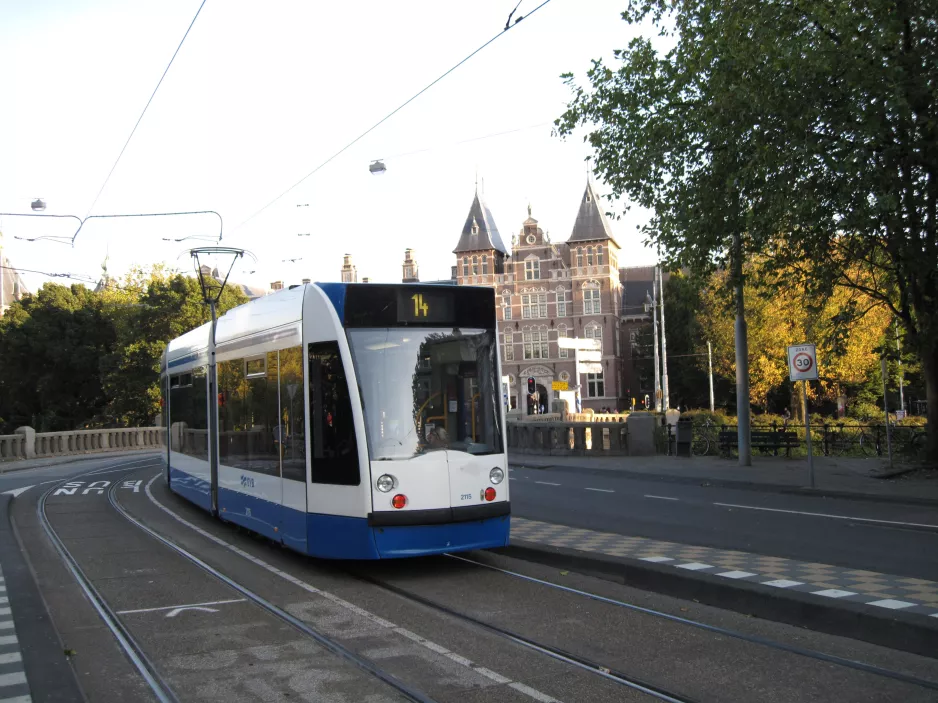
[347,328,503,460]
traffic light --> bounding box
[527,377,535,394]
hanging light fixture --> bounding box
[369,160,387,175]
[30,198,46,211]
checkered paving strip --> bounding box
[510,517,938,618]
[0,567,32,703]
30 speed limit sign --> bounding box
[788,343,818,381]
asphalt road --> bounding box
[508,465,938,580]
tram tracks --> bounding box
[37,461,438,703]
[350,570,700,703]
[445,553,938,693]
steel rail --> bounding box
[107,480,438,703]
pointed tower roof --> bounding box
[568,179,618,246]
[453,189,509,255]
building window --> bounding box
[462,257,469,277]
[503,304,512,320]
[587,372,605,398]
[597,246,604,266]
[482,256,489,274]
[583,285,601,315]
[524,258,540,280]
[587,247,594,266]
[521,293,547,319]
[556,289,568,317]
[576,248,583,268]
[585,324,603,353]
[503,332,514,361]
[472,256,479,275]
[557,327,568,359]
[523,330,549,360]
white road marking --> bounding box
[0,609,10,618]
[144,474,562,703]
[639,556,673,563]
[0,635,17,646]
[676,563,713,571]
[116,598,245,615]
[713,502,938,529]
[812,589,856,598]
[867,599,916,610]
[716,571,757,579]
[0,696,32,703]
[0,486,34,498]
[0,621,13,630]
[0,653,20,665]
[644,495,678,501]
[762,579,804,588]
[0,672,26,687]
[535,481,561,486]
[584,488,614,493]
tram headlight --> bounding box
[489,467,504,485]
[376,474,395,493]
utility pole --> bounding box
[708,341,715,412]
[881,356,893,468]
[652,268,661,412]
[733,230,752,466]
[659,266,670,412]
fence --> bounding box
[0,426,164,463]
[688,421,928,459]
[507,421,630,456]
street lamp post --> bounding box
[189,246,249,516]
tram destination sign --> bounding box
[343,284,495,329]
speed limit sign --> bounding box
[788,343,818,381]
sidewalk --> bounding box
[506,516,938,658]
[507,452,938,504]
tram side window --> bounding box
[217,353,281,477]
[279,346,306,482]
[308,342,360,485]
[169,368,208,462]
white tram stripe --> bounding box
[144,473,563,703]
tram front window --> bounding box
[347,328,503,460]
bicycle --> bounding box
[692,418,717,456]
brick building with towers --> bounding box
[339,180,665,413]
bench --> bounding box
[718,429,800,457]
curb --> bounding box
[501,541,938,660]
[508,461,938,507]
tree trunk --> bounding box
[925,344,938,464]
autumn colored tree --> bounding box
[557,0,938,457]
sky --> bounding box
[1,0,660,294]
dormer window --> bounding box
[471,217,480,236]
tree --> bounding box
[100,272,248,427]
[0,284,116,432]
[557,0,938,458]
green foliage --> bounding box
[557,0,937,456]
[0,269,248,433]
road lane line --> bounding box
[713,502,938,529]
[644,495,678,501]
[143,474,561,703]
[116,598,245,615]
[535,481,561,486]
[812,589,856,598]
[584,488,614,493]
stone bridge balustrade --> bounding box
[0,426,164,463]
[507,412,656,457]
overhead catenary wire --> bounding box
[232,0,556,234]
[85,0,209,218]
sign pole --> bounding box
[803,378,814,488]
[707,341,715,412]
[881,356,893,468]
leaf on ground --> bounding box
[63,648,77,656]
[560,570,569,576]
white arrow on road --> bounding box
[165,606,219,618]
[2,486,34,498]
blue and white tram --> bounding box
[160,282,510,559]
